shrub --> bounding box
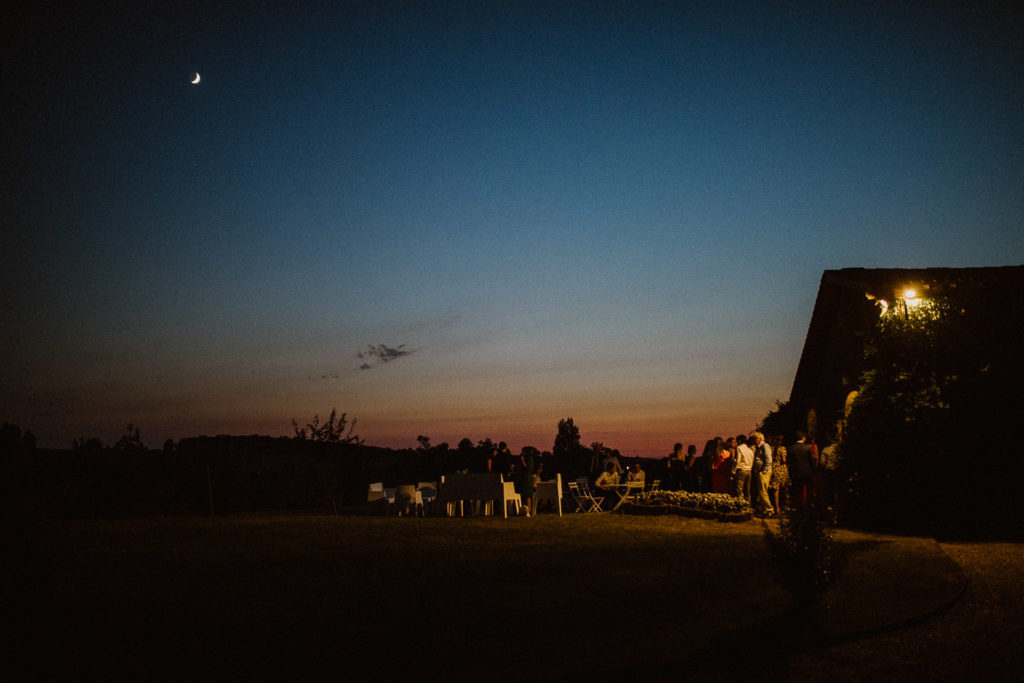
[762,499,842,609]
[631,490,751,514]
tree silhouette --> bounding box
[114,424,145,451]
[758,400,801,444]
[553,418,588,479]
[1,423,36,453]
[292,408,362,444]
[553,418,581,455]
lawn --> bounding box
[8,513,962,681]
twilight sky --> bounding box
[4,1,1023,455]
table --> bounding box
[599,481,644,510]
[437,473,519,518]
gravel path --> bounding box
[625,538,1022,683]
[782,542,1024,682]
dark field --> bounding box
[8,513,1010,681]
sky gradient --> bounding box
[4,1,1023,455]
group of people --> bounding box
[591,453,646,508]
[505,445,648,516]
[666,431,839,517]
[466,432,839,518]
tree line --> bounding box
[0,415,651,518]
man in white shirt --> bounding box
[732,434,754,502]
[594,462,620,508]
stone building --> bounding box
[788,265,1024,442]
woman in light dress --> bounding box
[768,435,790,512]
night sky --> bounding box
[4,1,1022,455]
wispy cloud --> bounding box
[358,343,413,370]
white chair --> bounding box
[582,478,611,512]
[395,484,421,516]
[417,481,437,515]
[367,482,385,503]
[534,473,563,516]
[650,479,661,492]
[503,480,522,516]
[568,480,603,513]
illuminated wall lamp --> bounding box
[901,287,922,309]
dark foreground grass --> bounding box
[7,513,962,681]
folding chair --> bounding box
[567,482,587,512]
[568,480,603,513]
[650,479,661,492]
[579,479,607,512]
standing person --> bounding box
[711,437,732,494]
[819,438,841,509]
[699,440,717,492]
[667,443,686,490]
[724,436,737,462]
[732,434,754,501]
[599,448,622,477]
[750,432,774,517]
[768,436,790,512]
[787,431,815,508]
[517,446,537,517]
[683,444,698,491]
[496,441,513,479]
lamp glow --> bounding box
[900,287,922,311]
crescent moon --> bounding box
[191,72,201,84]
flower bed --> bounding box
[621,490,753,522]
